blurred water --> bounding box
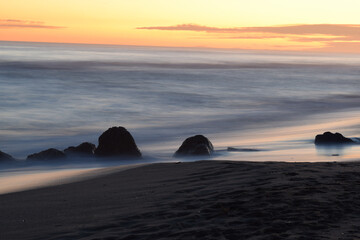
[1,41,360,161]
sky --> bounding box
[1,0,360,52]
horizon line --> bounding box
[0,39,359,56]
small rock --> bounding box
[64,142,96,157]
[315,132,354,144]
[27,148,66,161]
[227,147,261,152]
[174,135,214,158]
[0,150,15,162]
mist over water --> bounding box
[1,41,360,161]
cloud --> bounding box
[137,23,360,38]
[313,41,360,53]
[138,23,360,50]
[0,19,64,29]
[138,24,241,33]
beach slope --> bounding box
[1,160,360,239]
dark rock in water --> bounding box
[27,148,66,161]
[0,150,15,162]
[174,135,214,158]
[227,147,261,152]
[64,142,96,157]
[95,127,141,158]
[315,132,354,144]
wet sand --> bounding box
[0,163,147,195]
[1,160,360,239]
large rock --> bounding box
[64,142,96,157]
[0,150,15,162]
[27,148,66,161]
[95,127,141,158]
[315,132,354,144]
[174,135,214,158]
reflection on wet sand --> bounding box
[0,164,146,195]
[0,168,97,195]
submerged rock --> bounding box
[315,132,354,144]
[64,142,96,157]
[27,148,66,161]
[174,135,214,158]
[227,147,261,152]
[95,126,141,158]
[0,150,15,162]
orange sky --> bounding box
[1,0,360,52]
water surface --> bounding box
[1,41,360,162]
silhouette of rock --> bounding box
[64,142,96,157]
[227,147,261,152]
[27,148,66,161]
[174,135,214,157]
[0,150,14,162]
[95,127,141,158]
[315,132,354,144]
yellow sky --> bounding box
[1,0,360,52]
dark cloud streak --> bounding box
[138,23,360,43]
[0,19,65,29]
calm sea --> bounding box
[1,41,360,162]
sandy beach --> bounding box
[1,160,360,239]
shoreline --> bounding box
[1,160,360,239]
[0,162,149,195]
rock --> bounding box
[64,142,96,157]
[95,127,142,158]
[174,135,214,158]
[227,147,261,152]
[315,132,354,144]
[0,150,15,162]
[27,148,66,161]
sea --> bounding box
[1,40,360,171]
[1,41,360,193]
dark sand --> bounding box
[1,160,360,240]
